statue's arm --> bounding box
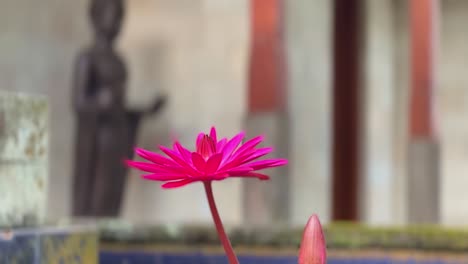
[148,95,167,115]
[72,54,97,113]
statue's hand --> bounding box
[148,95,167,114]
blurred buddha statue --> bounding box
[72,0,166,217]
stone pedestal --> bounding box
[243,113,289,226]
[0,92,48,227]
[408,140,440,223]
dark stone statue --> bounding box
[72,0,166,217]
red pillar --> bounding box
[244,0,288,225]
[407,0,440,223]
[410,0,437,139]
[248,0,286,112]
[331,0,362,221]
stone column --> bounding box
[286,0,333,225]
[438,1,468,225]
[0,92,48,227]
[361,0,396,224]
[408,0,440,223]
[243,0,289,226]
[393,0,411,225]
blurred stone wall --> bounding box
[362,0,468,226]
[2,0,468,227]
[0,0,89,219]
[0,0,249,225]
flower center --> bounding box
[197,134,216,159]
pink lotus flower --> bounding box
[127,126,288,264]
[299,214,327,264]
[126,126,287,188]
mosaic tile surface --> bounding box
[0,226,98,264]
[41,229,98,264]
[0,230,37,263]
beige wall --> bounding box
[0,0,249,224]
[120,0,249,225]
[440,0,468,226]
[285,0,333,225]
[361,0,396,225]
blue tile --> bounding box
[0,227,98,264]
[99,252,466,264]
[0,230,38,264]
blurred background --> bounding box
[1,0,465,231]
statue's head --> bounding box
[90,0,124,42]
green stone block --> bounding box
[0,92,48,228]
[0,163,47,227]
[0,91,48,161]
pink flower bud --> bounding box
[298,214,327,264]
